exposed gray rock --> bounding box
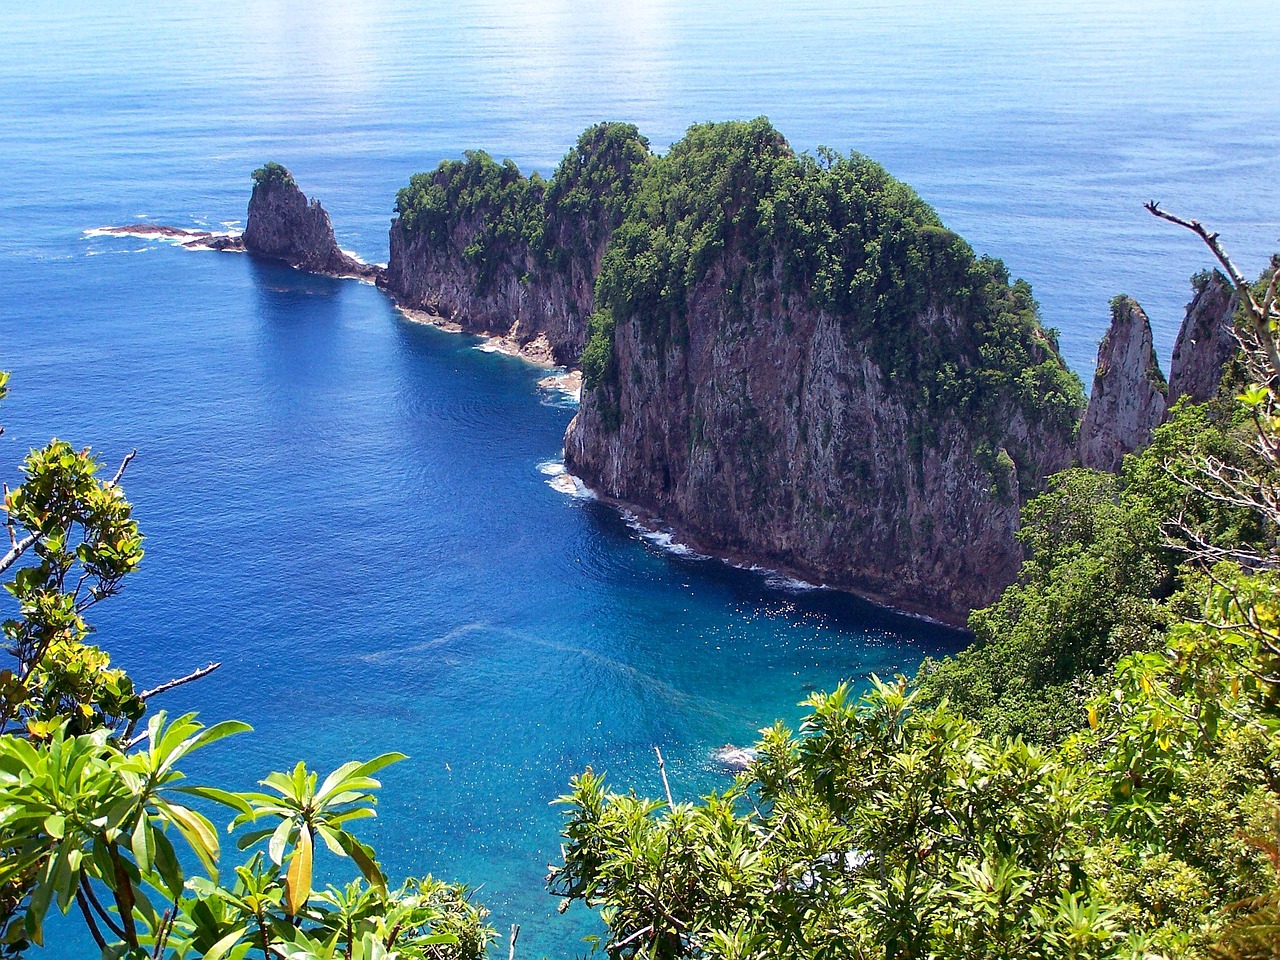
[1077,296,1167,473]
[243,167,379,281]
[565,249,1079,628]
[1167,271,1237,407]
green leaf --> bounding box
[285,827,313,915]
[202,925,249,960]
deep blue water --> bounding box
[1,2,1278,957]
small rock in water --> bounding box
[715,745,757,770]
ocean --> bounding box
[1,2,1277,956]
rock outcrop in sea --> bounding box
[242,163,380,281]
[382,124,652,365]
[1077,296,1167,472]
[1076,270,1239,473]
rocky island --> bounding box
[102,121,1242,626]
[241,163,381,281]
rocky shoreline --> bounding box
[89,224,247,252]
[96,145,1242,630]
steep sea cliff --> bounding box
[386,119,1087,624]
[105,125,1241,628]
[382,124,652,364]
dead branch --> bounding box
[139,661,221,701]
[507,923,519,960]
[0,532,38,576]
[654,746,675,808]
[109,449,137,487]
[1146,201,1280,384]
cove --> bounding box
[8,243,962,956]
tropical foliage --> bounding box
[546,228,1280,959]
[251,162,295,190]
[0,390,491,958]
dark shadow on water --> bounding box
[579,498,970,656]
[247,255,348,310]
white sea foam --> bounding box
[537,370,582,405]
[537,459,565,477]
[538,460,595,499]
[714,745,757,770]
[619,510,710,560]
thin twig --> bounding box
[613,924,654,950]
[508,923,520,960]
[139,662,221,701]
[109,449,137,487]
[654,746,674,808]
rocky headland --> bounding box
[96,123,1243,626]
[558,120,1086,624]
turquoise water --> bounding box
[1,2,1278,956]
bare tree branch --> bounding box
[654,746,675,808]
[1146,201,1280,385]
[139,661,221,701]
[0,532,37,575]
[109,449,137,487]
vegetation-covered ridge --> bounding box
[549,217,1280,959]
[392,122,652,289]
[391,118,1082,458]
[586,117,1082,438]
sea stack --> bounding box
[1077,295,1168,473]
[243,162,380,281]
[1167,270,1237,407]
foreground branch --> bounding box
[654,746,675,808]
[0,532,37,576]
[1146,201,1280,384]
[139,661,221,701]
[109,449,137,487]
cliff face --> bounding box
[1168,271,1237,407]
[563,120,1083,625]
[243,164,379,280]
[1077,296,1167,473]
[383,124,652,364]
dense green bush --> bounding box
[251,161,295,189]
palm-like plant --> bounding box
[0,711,247,950]
[229,755,405,916]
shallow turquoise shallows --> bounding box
[1,2,1278,956]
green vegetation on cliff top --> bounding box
[393,122,652,289]
[251,160,295,189]
[395,118,1083,456]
